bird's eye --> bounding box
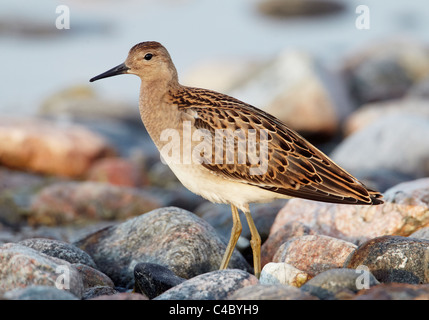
[144,53,153,61]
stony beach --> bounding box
[3,0,429,301]
[1,35,429,301]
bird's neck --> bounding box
[138,79,182,148]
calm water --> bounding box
[1,0,429,115]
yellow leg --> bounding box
[243,209,261,279]
[220,204,242,270]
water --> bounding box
[1,0,429,115]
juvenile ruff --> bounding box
[90,41,383,278]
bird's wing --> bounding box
[171,86,383,205]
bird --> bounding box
[90,41,383,278]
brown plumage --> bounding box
[90,41,384,279]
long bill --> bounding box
[90,63,129,82]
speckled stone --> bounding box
[344,235,429,284]
[273,235,357,277]
[229,284,318,300]
[18,238,97,268]
[74,207,251,288]
[3,285,79,300]
[154,269,258,300]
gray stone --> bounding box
[344,235,429,284]
[229,284,318,300]
[301,268,379,300]
[3,285,79,300]
[74,207,251,288]
[134,262,185,299]
[0,243,84,298]
[18,238,97,268]
[154,269,258,300]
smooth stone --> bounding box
[260,262,309,287]
[18,238,97,268]
[331,114,429,179]
[74,207,251,288]
[273,235,357,277]
[229,284,318,300]
[134,262,185,299]
[154,269,258,300]
[90,292,149,300]
[410,227,429,240]
[300,268,379,300]
[74,263,115,289]
[344,235,429,284]
[82,285,118,300]
[29,181,162,226]
[270,178,429,244]
[353,283,429,300]
[0,243,84,298]
[3,285,79,300]
[262,221,316,267]
[0,116,115,178]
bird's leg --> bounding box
[243,209,261,279]
[220,204,242,270]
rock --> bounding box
[90,292,148,300]
[82,286,118,300]
[260,262,309,287]
[270,178,429,244]
[344,235,429,284]
[229,284,318,300]
[154,269,258,300]
[0,243,84,298]
[227,50,342,138]
[300,268,379,300]
[0,116,115,178]
[3,285,79,300]
[29,181,162,226]
[74,263,115,289]
[331,114,429,180]
[353,283,429,300]
[342,39,429,105]
[74,207,251,288]
[261,221,316,267]
[86,157,148,187]
[344,98,429,136]
[407,76,429,99]
[257,0,344,18]
[134,263,185,299]
[18,238,97,268]
[273,235,357,276]
[410,227,429,240]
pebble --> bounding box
[344,235,429,284]
[353,283,429,300]
[331,114,429,180]
[0,116,115,178]
[74,263,115,289]
[133,262,185,299]
[74,207,251,288]
[29,181,162,226]
[262,221,316,267]
[82,285,118,300]
[273,235,357,277]
[18,238,97,268]
[3,285,79,300]
[0,243,84,298]
[260,262,309,287]
[270,178,429,244]
[154,269,258,300]
[300,268,379,300]
[229,284,318,300]
[90,292,149,300]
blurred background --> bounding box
[1,0,429,241]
